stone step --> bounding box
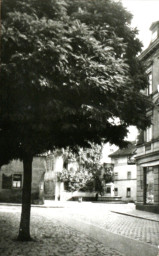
[98,196,122,201]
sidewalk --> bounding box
[0,201,159,222]
[108,203,159,222]
[38,201,159,222]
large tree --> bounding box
[1,0,151,240]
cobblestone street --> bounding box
[103,213,159,246]
[56,203,159,246]
[0,206,124,256]
[0,203,159,256]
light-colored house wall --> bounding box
[44,154,64,201]
[112,156,137,202]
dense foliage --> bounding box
[57,143,113,193]
[58,167,94,192]
[1,0,152,240]
[1,0,151,166]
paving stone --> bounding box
[59,205,159,246]
[1,204,159,255]
[0,208,124,256]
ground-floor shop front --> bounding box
[136,151,159,213]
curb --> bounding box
[111,210,159,223]
[0,203,64,208]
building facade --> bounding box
[0,151,64,203]
[109,142,137,202]
[136,21,159,213]
[0,156,45,203]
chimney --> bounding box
[150,21,159,43]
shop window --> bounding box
[114,188,118,196]
[145,167,154,204]
[2,174,12,189]
[12,174,22,188]
[127,171,131,180]
[126,188,131,197]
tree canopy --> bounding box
[1,0,151,166]
[1,0,152,241]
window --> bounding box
[63,161,68,169]
[140,180,143,189]
[145,167,154,204]
[127,171,131,180]
[151,29,157,42]
[127,156,135,165]
[146,126,152,142]
[106,187,111,194]
[64,181,69,191]
[114,158,118,164]
[147,73,152,95]
[114,188,118,196]
[2,174,12,189]
[2,173,22,189]
[126,188,131,197]
[46,159,50,171]
[114,172,118,180]
[12,174,22,188]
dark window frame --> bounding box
[12,174,22,189]
[114,187,118,196]
[2,174,12,189]
[126,187,131,198]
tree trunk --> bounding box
[17,154,33,241]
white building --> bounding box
[109,142,137,202]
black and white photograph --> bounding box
[0,0,159,255]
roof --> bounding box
[150,21,159,31]
[109,142,136,158]
[139,38,159,61]
[139,20,159,61]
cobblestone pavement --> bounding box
[0,206,125,256]
[103,213,159,246]
[0,204,159,256]
[47,204,159,247]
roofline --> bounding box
[109,152,136,158]
[150,21,159,31]
[139,38,159,61]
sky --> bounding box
[121,0,159,49]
